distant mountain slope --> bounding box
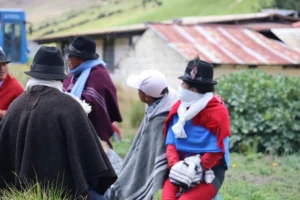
[0,0,267,39]
[0,0,105,23]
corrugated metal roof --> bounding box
[261,9,299,17]
[165,23,293,31]
[233,23,292,31]
[33,24,146,43]
[147,23,300,65]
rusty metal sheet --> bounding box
[148,24,300,65]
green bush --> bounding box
[216,70,300,155]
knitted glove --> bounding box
[191,165,203,187]
[184,155,203,187]
[184,154,201,168]
[169,160,196,189]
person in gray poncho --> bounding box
[106,69,178,200]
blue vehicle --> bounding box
[0,9,28,63]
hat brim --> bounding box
[0,60,11,64]
[126,74,142,89]
[24,71,69,80]
[66,49,99,60]
[178,76,217,85]
[127,74,142,90]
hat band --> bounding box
[31,64,65,74]
[69,45,82,53]
[183,73,213,83]
[68,44,97,56]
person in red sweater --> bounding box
[0,48,24,120]
[162,57,230,200]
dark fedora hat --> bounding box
[0,47,11,64]
[25,46,69,80]
[66,36,99,60]
[178,57,217,85]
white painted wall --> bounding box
[114,38,130,66]
[118,29,188,89]
[95,38,131,68]
[95,39,104,59]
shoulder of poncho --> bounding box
[59,92,83,108]
[150,112,169,123]
[7,89,79,115]
[89,65,109,78]
[192,96,230,137]
[39,90,84,116]
[198,98,229,121]
[86,66,113,88]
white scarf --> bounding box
[25,78,91,115]
[172,87,214,138]
[26,77,63,91]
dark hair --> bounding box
[184,81,214,94]
[152,87,169,101]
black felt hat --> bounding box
[66,36,99,60]
[0,48,11,64]
[25,46,69,80]
[178,57,217,85]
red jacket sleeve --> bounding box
[201,152,224,170]
[166,144,180,169]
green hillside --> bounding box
[31,0,272,39]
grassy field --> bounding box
[110,75,300,200]
[9,64,31,87]
[8,64,300,200]
[113,137,300,200]
[30,0,273,39]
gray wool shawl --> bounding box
[110,89,178,200]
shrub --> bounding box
[216,70,300,155]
